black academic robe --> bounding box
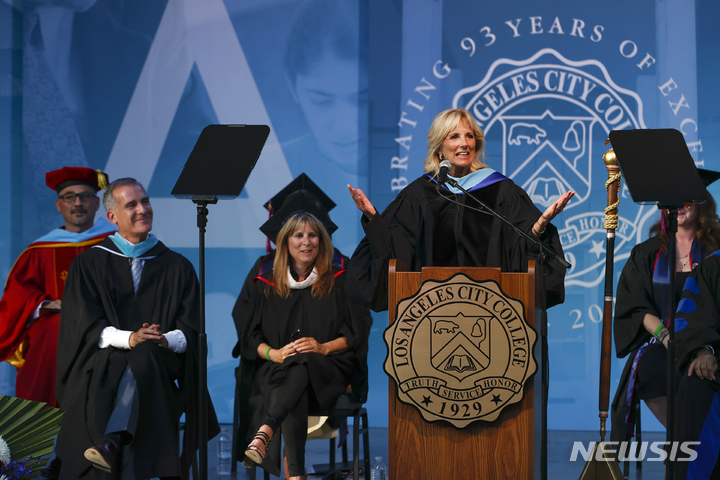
[610,237,692,443]
[675,251,720,370]
[614,237,667,359]
[56,238,219,480]
[673,252,720,480]
[346,175,566,312]
[231,248,352,359]
[238,267,369,477]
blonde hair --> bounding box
[270,212,335,300]
[424,108,487,174]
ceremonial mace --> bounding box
[578,140,624,480]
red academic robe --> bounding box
[0,232,112,406]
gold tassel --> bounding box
[96,169,108,190]
[7,338,29,371]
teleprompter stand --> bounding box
[608,128,707,480]
[172,124,270,480]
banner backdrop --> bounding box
[0,0,719,432]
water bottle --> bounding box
[217,428,232,476]
[370,456,386,480]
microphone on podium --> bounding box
[437,160,456,186]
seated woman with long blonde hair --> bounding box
[239,211,368,480]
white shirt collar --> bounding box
[288,266,318,289]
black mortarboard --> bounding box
[260,190,338,244]
[263,173,336,213]
[698,168,720,188]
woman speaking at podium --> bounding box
[346,108,573,312]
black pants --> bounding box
[264,364,311,477]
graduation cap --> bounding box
[260,190,338,244]
[698,168,720,188]
[46,167,109,193]
[263,173,336,213]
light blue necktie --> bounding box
[130,258,144,293]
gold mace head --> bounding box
[603,138,617,166]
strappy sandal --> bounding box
[244,430,271,466]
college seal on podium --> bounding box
[383,273,537,428]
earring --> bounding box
[438,153,443,161]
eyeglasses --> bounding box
[58,192,96,204]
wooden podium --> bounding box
[386,260,537,479]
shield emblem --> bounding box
[499,113,597,207]
[429,312,492,381]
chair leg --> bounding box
[361,411,370,480]
[231,417,239,476]
[329,436,336,471]
[623,454,629,478]
[635,400,642,473]
[311,403,371,479]
[352,410,361,480]
[249,464,270,480]
[232,373,241,476]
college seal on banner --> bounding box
[384,273,537,428]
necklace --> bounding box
[677,254,690,271]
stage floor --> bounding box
[213,426,666,480]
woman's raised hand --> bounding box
[534,190,575,236]
[348,184,377,220]
[543,191,575,221]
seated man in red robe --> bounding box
[0,166,114,407]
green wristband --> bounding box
[265,347,272,362]
[654,325,666,338]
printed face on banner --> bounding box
[292,55,368,167]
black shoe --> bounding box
[83,439,118,473]
[41,457,61,480]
